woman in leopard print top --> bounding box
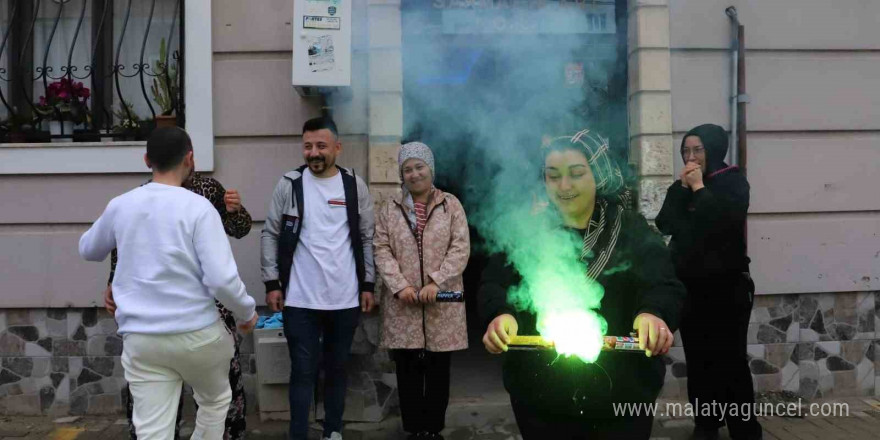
[107,172,252,440]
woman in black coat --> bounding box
[479,130,686,439]
[655,123,762,440]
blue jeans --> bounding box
[282,306,360,440]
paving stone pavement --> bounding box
[3,397,880,439]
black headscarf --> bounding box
[681,123,729,175]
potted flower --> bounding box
[35,78,91,141]
[0,109,52,143]
[1,112,36,143]
[112,100,143,141]
[150,38,179,128]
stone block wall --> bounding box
[0,308,128,416]
[0,306,392,418]
[660,292,879,401]
[3,292,877,416]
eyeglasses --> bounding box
[681,147,705,158]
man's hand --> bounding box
[103,285,116,314]
[633,313,673,357]
[224,189,242,213]
[483,314,518,354]
[360,291,375,313]
[238,312,258,333]
[418,283,440,304]
[684,164,704,191]
[266,290,284,312]
[396,286,418,305]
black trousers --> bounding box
[511,399,654,440]
[680,274,762,440]
[392,349,452,435]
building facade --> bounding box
[1,0,879,417]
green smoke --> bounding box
[398,2,630,362]
[471,175,608,362]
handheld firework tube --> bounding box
[394,291,463,302]
[508,334,645,353]
[435,291,464,302]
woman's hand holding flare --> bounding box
[483,314,518,354]
[633,313,673,357]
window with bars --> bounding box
[0,0,213,175]
[0,0,184,143]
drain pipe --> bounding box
[726,7,748,173]
[726,7,750,255]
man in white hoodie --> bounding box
[79,127,258,440]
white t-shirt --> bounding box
[78,183,256,335]
[285,170,359,309]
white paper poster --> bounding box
[307,35,335,73]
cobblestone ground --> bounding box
[2,398,879,439]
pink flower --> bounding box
[80,87,91,99]
[39,96,47,106]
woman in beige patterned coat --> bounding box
[374,142,470,440]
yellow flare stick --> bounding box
[508,335,644,352]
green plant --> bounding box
[1,111,37,133]
[112,100,142,132]
[150,38,179,116]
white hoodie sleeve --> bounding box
[193,206,257,324]
[79,199,118,262]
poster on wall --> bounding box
[565,62,584,87]
[307,35,336,73]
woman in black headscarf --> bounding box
[656,124,762,440]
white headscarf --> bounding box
[398,142,436,230]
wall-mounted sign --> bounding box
[565,62,584,87]
[440,3,615,35]
[304,15,341,30]
[306,0,343,19]
[294,0,351,87]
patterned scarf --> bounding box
[543,129,630,280]
[581,190,632,279]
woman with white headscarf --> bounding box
[373,142,471,440]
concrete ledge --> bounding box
[631,134,674,176]
[628,5,670,54]
[629,92,673,137]
[368,49,403,93]
[368,143,402,184]
[639,176,673,219]
[368,93,404,138]
[628,48,672,94]
[368,5,402,49]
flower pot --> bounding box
[136,120,155,141]
[154,114,177,129]
[25,131,52,143]
[6,132,27,143]
[47,120,74,142]
[73,130,102,143]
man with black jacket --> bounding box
[656,123,762,440]
[261,117,375,440]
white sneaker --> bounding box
[323,432,343,440]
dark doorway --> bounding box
[400,0,629,404]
